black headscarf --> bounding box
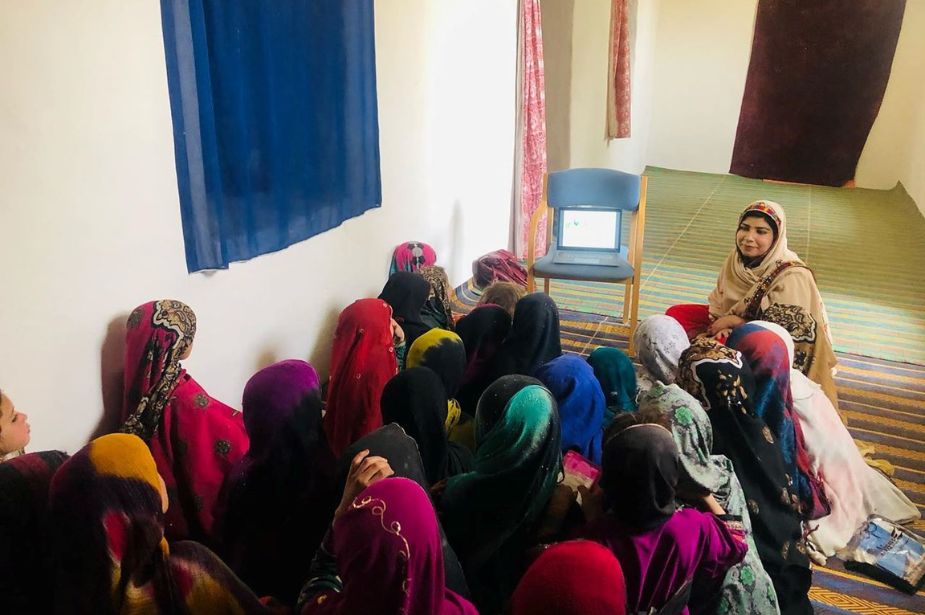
[600,424,679,531]
[677,338,812,615]
[455,305,513,416]
[381,367,473,484]
[338,423,470,599]
[378,271,433,346]
[489,293,562,381]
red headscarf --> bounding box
[512,540,627,615]
[120,300,248,542]
[324,299,398,457]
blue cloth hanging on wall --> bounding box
[161,0,381,272]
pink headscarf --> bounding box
[302,477,478,614]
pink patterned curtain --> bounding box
[514,0,548,259]
[606,0,631,139]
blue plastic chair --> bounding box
[526,168,648,354]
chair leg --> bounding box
[622,281,631,322]
[628,280,640,357]
[527,271,536,293]
[543,278,550,294]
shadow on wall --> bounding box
[308,304,344,384]
[92,312,128,440]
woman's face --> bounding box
[736,215,775,259]
[0,392,31,454]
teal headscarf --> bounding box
[587,347,638,425]
[441,375,562,613]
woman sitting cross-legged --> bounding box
[666,200,839,409]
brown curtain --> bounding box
[606,0,631,139]
[730,0,906,186]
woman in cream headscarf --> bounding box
[667,200,839,410]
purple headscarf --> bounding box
[242,359,320,458]
[304,477,478,615]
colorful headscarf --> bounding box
[381,367,473,484]
[390,241,437,275]
[302,477,478,615]
[418,265,455,331]
[119,300,248,542]
[50,434,271,615]
[536,354,607,464]
[379,271,433,346]
[633,315,690,384]
[512,540,627,615]
[639,382,781,614]
[600,424,679,531]
[587,346,638,424]
[407,328,467,431]
[222,360,338,604]
[441,376,562,613]
[121,299,196,440]
[489,293,562,380]
[727,324,829,521]
[0,451,69,614]
[677,339,812,614]
[324,299,399,458]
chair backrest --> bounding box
[547,168,641,212]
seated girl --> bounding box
[220,360,339,606]
[478,280,526,317]
[677,339,813,615]
[586,347,638,423]
[511,540,627,615]
[633,315,691,390]
[324,298,400,457]
[666,200,839,408]
[0,388,31,461]
[536,354,608,464]
[581,421,747,615]
[379,271,433,348]
[417,265,456,330]
[380,367,473,484]
[119,300,248,544]
[407,328,467,432]
[638,383,780,614]
[298,473,478,614]
[455,304,512,419]
[389,240,437,275]
[439,376,562,613]
[751,321,919,557]
[50,434,281,614]
[0,450,68,613]
[487,293,562,382]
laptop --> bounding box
[552,207,623,266]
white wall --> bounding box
[0,0,517,453]
[568,0,660,174]
[855,1,925,213]
[645,0,757,173]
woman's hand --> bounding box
[577,483,606,524]
[390,318,405,345]
[707,315,745,337]
[335,449,394,518]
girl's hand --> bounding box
[577,483,605,524]
[390,318,405,344]
[335,449,394,518]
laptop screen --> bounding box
[558,209,619,250]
